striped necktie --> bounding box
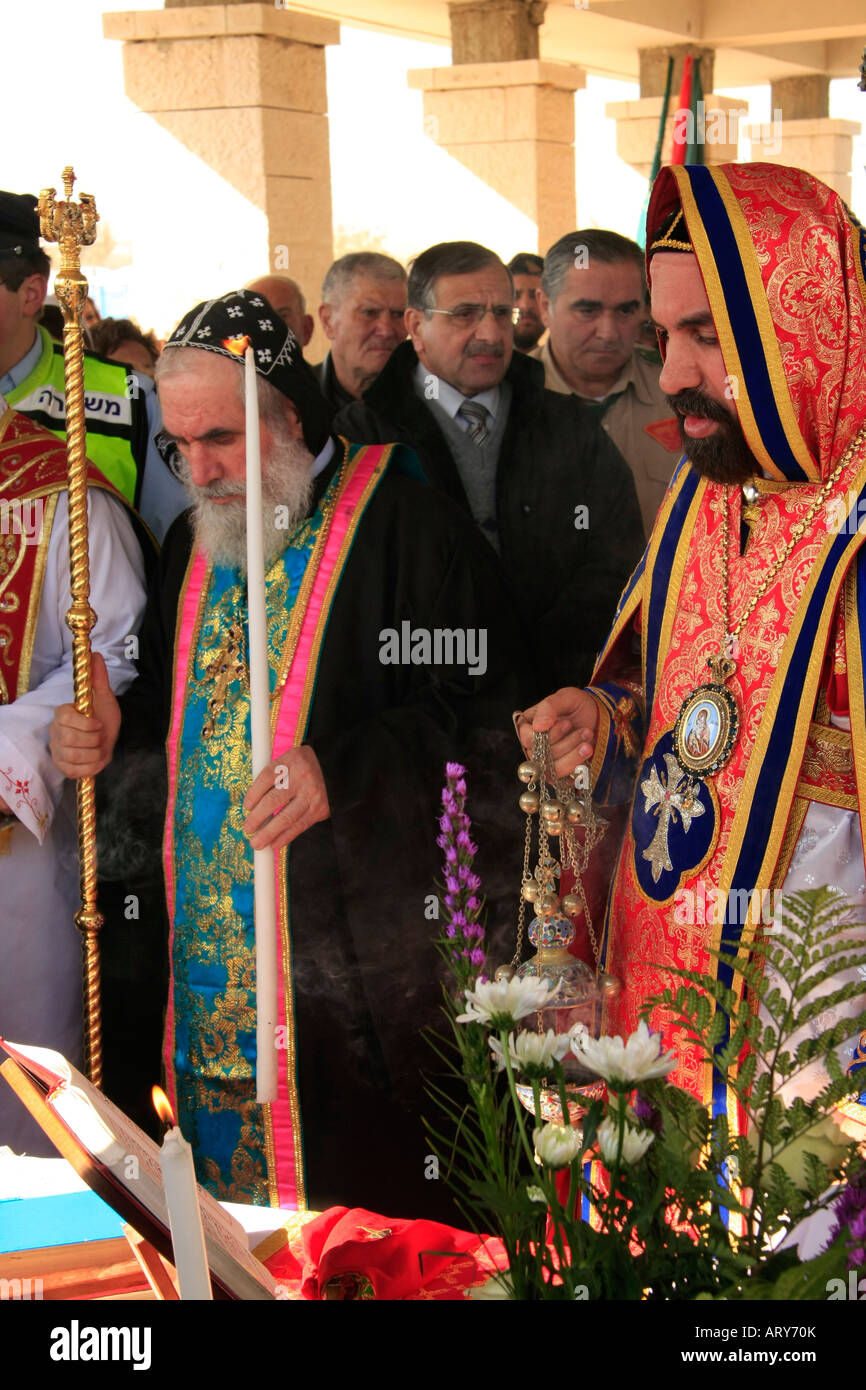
[456,399,491,446]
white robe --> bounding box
[0,488,146,1155]
[760,726,866,1259]
[763,713,866,1125]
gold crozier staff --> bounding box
[37,168,103,1085]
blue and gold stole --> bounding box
[162,441,392,1206]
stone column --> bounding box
[409,1,581,253]
[607,44,743,180]
[746,75,860,203]
[639,46,716,101]
[448,0,546,63]
[103,3,339,355]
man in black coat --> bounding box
[50,291,523,1222]
[334,241,646,700]
[314,252,408,414]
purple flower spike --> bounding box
[438,762,484,980]
[826,1162,866,1270]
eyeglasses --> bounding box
[426,303,517,328]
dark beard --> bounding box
[513,321,544,351]
[667,388,756,485]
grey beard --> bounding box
[177,437,315,570]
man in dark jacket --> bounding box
[315,252,407,414]
[334,241,645,698]
[50,290,522,1221]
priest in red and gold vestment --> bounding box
[520,162,866,1141]
[0,400,146,1153]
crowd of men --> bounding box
[3,161,864,1217]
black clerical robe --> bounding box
[101,437,523,1220]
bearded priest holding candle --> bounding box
[50,290,521,1219]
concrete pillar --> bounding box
[448,0,546,64]
[745,75,859,204]
[770,74,829,121]
[408,60,583,253]
[103,4,339,356]
[606,44,742,182]
[606,94,744,180]
[745,117,860,203]
[639,46,715,100]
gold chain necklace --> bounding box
[672,427,866,783]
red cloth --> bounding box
[643,416,683,454]
[262,1207,508,1300]
[0,406,123,701]
[670,56,693,165]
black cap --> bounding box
[0,191,42,257]
[164,289,331,455]
[648,207,694,255]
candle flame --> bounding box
[152,1085,175,1128]
[222,334,251,357]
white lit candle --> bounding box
[245,343,279,1104]
[153,1088,212,1300]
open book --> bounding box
[0,1039,278,1301]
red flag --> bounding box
[671,54,693,165]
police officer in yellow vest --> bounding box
[0,191,186,542]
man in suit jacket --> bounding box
[335,240,645,697]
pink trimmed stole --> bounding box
[163,444,388,1206]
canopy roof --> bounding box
[289,0,864,85]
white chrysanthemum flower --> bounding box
[533,1122,583,1168]
[488,1028,572,1075]
[597,1117,654,1166]
[456,975,561,1029]
[571,1019,677,1088]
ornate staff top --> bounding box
[38,165,98,243]
[37,167,98,319]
